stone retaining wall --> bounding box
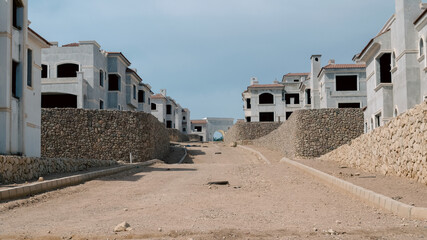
[42,109,169,162]
[254,108,364,158]
[168,129,190,142]
[321,101,427,185]
[224,122,282,144]
[0,155,117,184]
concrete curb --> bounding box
[280,157,427,220]
[237,145,271,164]
[0,159,161,202]
[178,147,188,164]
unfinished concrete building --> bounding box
[151,89,190,133]
[41,42,152,112]
[354,0,427,132]
[242,55,367,122]
[0,0,50,156]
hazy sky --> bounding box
[29,0,395,120]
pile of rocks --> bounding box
[322,101,427,185]
[254,108,364,158]
[168,129,190,142]
[0,155,117,184]
[42,109,170,163]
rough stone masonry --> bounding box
[42,109,170,162]
[322,101,427,185]
[254,108,364,158]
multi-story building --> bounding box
[354,0,427,132]
[151,89,190,133]
[41,41,152,112]
[243,55,367,122]
[0,0,50,156]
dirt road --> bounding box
[0,143,426,239]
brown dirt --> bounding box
[0,142,426,239]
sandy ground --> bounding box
[246,145,427,208]
[0,142,426,239]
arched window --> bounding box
[420,38,424,56]
[57,63,79,78]
[259,93,274,104]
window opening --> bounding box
[336,75,357,91]
[285,93,299,104]
[338,103,360,108]
[379,53,392,83]
[166,105,172,114]
[259,112,274,122]
[41,64,48,78]
[138,90,145,103]
[259,93,274,104]
[57,63,79,78]
[151,103,156,110]
[27,49,32,87]
[108,74,120,91]
[99,70,104,87]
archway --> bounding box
[213,130,225,142]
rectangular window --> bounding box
[27,49,32,87]
[259,112,274,122]
[166,121,172,128]
[306,89,311,104]
[151,103,156,110]
[285,94,299,105]
[100,100,104,109]
[138,90,145,103]
[99,70,104,87]
[13,0,23,29]
[12,61,20,99]
[246,117,251,122]
[183,128,186,132]
[336,75,358,91]
[375,113,381,128]
[379,53,392,83]
[41,64,48,78]
[133,85,136,99]
[166,104,172,114]
[338,103,360,108]
[195,126,202,132]
[183,116,186,120]
[246,98,251,109]
[108,74,120,91]
[286,112,293,120]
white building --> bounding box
[0,0,50,157]
[191,118,234,142]
[354,0,427,132]
[41,42,152,112]
[243,55,367,122]
[151,89,190,133]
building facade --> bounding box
[191,118,234,142]
[243,55,367,122]
[354,0,427,132]
[151,89,190,133]
[0,0,50,157]
[41,42,152,112]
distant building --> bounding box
[0,0,50,156]
[41,41,152,112]
[191,118,234,142]
[151,89,190,133]
[242,55,367,122]
[354,0,427,132]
